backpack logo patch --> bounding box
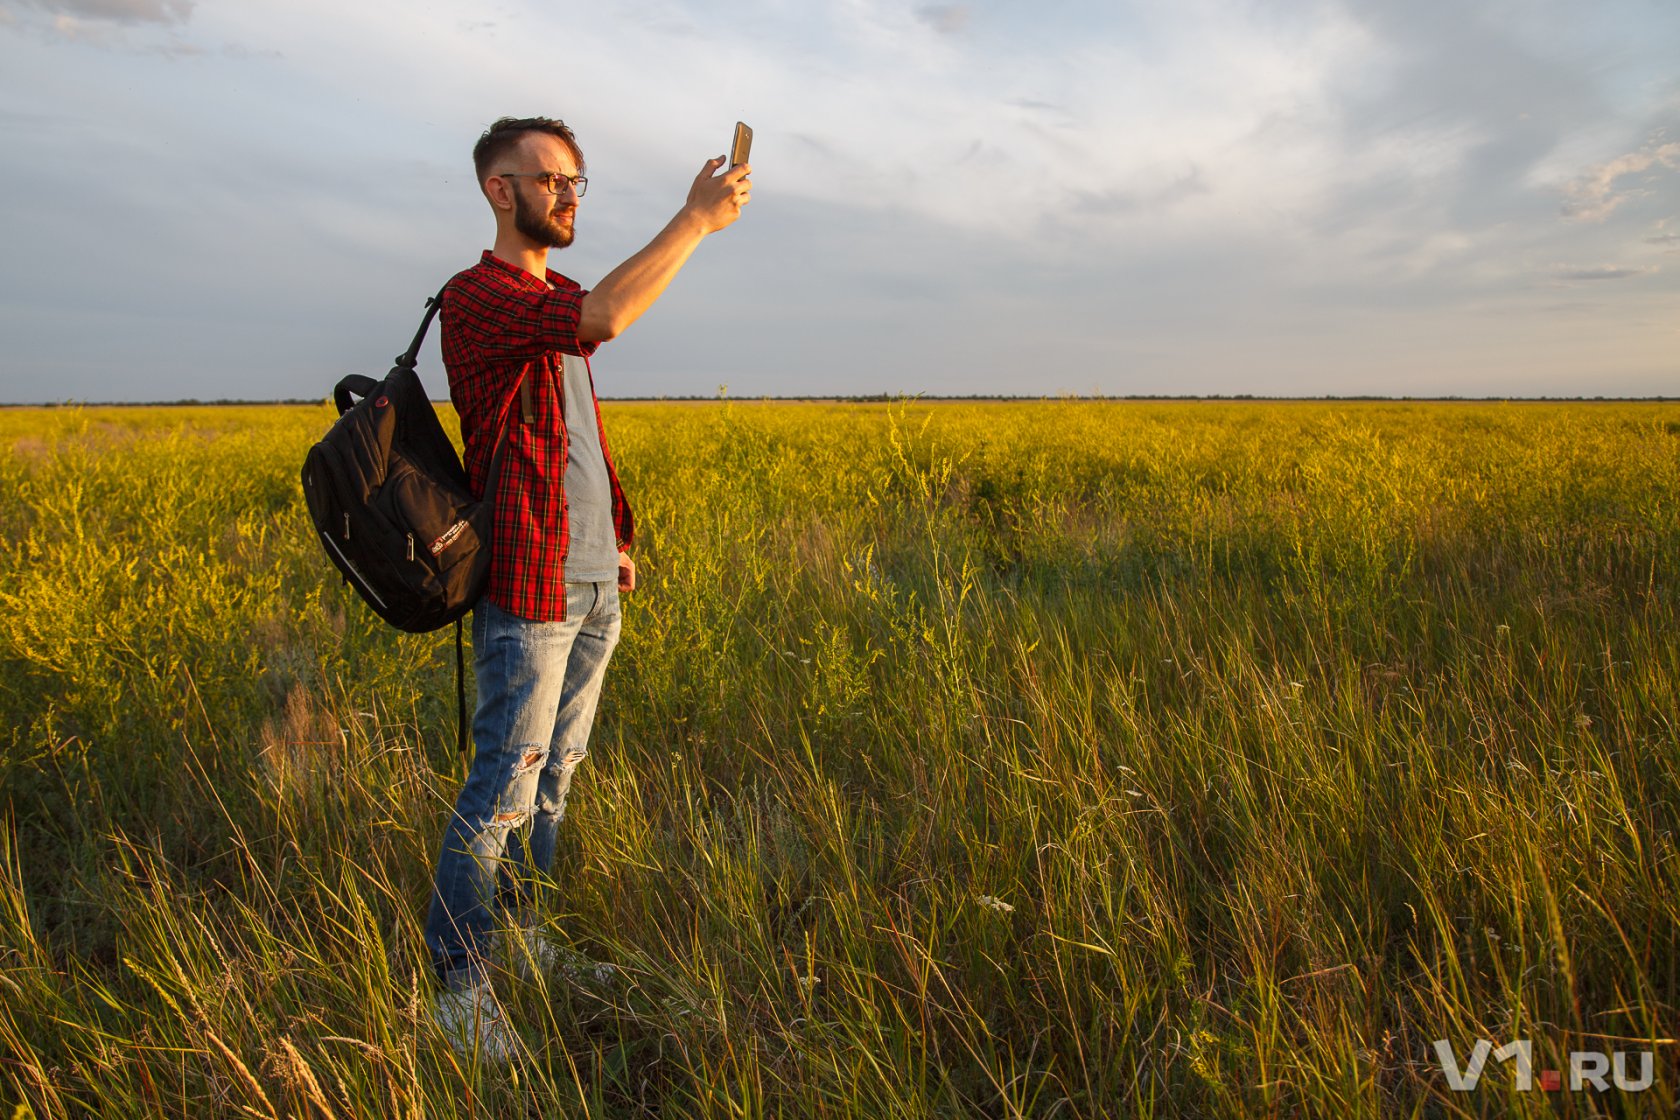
[430,520,468,556]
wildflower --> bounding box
[1574,713,1593,730]
[976,895,1014,913]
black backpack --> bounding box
[301,286,526,752]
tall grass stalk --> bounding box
[1,400,1677,1117]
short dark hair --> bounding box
[472,116,585,186]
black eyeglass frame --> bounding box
[497,171,588,197]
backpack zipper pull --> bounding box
[343,512,350,540]
[407,534,415,561]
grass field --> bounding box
[1,399,1677,1118]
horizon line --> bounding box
[3,394,1678,408]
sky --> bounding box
[0,0,1676,402]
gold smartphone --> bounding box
[730,121,753,167]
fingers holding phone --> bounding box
[685,159,749,232]
[685,125,753,233]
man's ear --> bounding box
[482,176,514,213]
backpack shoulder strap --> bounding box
[394,284,450,371]
[414,281,532,424]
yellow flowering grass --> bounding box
[1,399,1677,1117]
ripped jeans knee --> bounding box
[533,743,589,821]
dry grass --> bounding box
[0,399,1677,1117]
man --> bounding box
[424,115,750,1060]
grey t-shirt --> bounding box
[560,352,619,583]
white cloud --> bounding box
[1561,139,1680,221]
[3,0,1679,400]
[2,0,201,51]
[1553,263,1660,281]
[15,0,191,25]
[182,0,1395,249]
[915,5,967,35]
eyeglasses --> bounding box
[498,171,588,197]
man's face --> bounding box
[504,133,580,249]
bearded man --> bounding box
[424,115,750,1060]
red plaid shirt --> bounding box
[441,251,635,622]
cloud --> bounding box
[4,0,203,52]
[1561,140,1680,221]
[1553,264,1660,281]
[915,5,967,35]
[4,0,1680,401]
[43,13,115,44]
[1071,165,1210,218]
[15,0,192,24]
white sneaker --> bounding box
[433,981,517,1062]
[504,928,618,990]
[556,945,618,991]
[501,926,560,981]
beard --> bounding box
[512,186,575,249]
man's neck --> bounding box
[491,235,550,282]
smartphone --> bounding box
[730,121,753,168]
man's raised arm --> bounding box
[577,157,752,343]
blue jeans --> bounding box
[424,582,621,990]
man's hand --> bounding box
[682,157,752,235]
[617,551,637,593]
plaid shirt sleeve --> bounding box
[440,252,634,622]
